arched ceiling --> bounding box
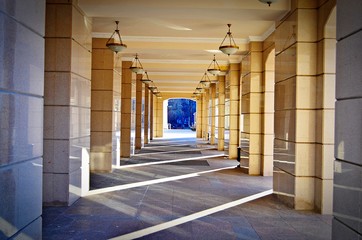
[78,0,290,95]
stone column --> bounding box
[196,97,202,138]
[144,86,149,144]
[274,1,318,210]
[202,91,210,140]
[228,63,240,159]
[44,0,92,206]
[261,36,275,177]
[240,42,263,174]
[154,96,163,137]
[90,38,121,172]
[135,74,143,149]
[150,92,154,140]
[120,61,132,158]
[210,83,216,144]
[218,75,225,151]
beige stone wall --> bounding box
[333,1,362,238]
[44,0,92,206]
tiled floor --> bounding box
[43,130,332,240]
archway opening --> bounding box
[163,98,196,138]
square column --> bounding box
[120,61,133,157]
[217,76,226,151]
[240,42,266,175]
[228,63,240,159]
[150,93,154,140]
[210,83,216,144]
[135,74,144,149]
[44,0,92,205]
[90,38,121,172]
[196,97,202,138]
[274,1,319,210]
[261,36,275,177]
[144,86,150,144]
[154,96,163,137]
[202,91,209,140]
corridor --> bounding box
[42,130,332,240]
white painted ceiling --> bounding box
[78,0,290,95]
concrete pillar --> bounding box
[210,83,216,145]
[274,0,319,210]
[150,92,154,140]
[120,61,132,158]
[315,1,336,215]
[144,86,150,144]
[333,1,362,239]
[240,42,263,174]
[44,0,91,206]
[218,75,226,151]
[261,36,275,177]
[154,96,163,137]
[228,63,240,159]
[202,90,209,140]
[196,97,202,138]
[135,74,143,149]
[0,0,45,237]
[90,38,121,172]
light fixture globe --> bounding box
[219,24,239,56]
[106,21,127,54]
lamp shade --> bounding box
[130,67,144,74]
[207,68,221,75]
[106,43,127,53]
[219,45,239,55]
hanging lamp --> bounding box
[258,0,277,6]
[200,72,211,88]
[130,54,144,74]
[141,71,152,84]
[207,54,221,75]
[219,24,239,56]
[106,21,127,54]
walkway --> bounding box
[43,130,332,239]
